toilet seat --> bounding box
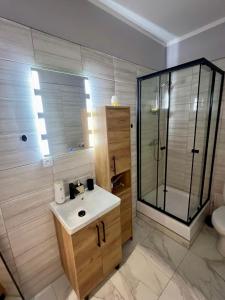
[212,206,225,235]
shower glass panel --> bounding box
[140,76,159,207]
[201,72,223,205]
[166,66,199,221]
[140,74,169,210]
[188,65,213,220]
[138,58,224,225]
[158,73,169,210]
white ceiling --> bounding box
[88,0,225,45]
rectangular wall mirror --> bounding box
[31,68,91,158]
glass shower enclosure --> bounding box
[137,58,224,225]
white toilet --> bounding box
[212,185,225,257]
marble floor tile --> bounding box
[92,269,158,300]
[93,274,132,300]
[176,251,225,300]
[159,272,206,300]
[119,244,170,298]
[140,228,188,277]
[190,225,225,281]
[123,217,154,260]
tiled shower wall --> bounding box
[0,17,154,299]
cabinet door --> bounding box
[106,107,131,176]
[100,206,122,275]
[72,220,103,298]
[118,189,133,243]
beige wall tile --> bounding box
[52,148,95,184]
[89,76,114,107]
[81,47,114,80]
[15,236,61,284]
[21,259,62,300]
[1,187,54,231]
[113,58,137,83]
[0,60,41,170]
[0,163,53,204]
[17,236,62,299]
[0,18,34,63]
[32,30,82,74]
[8,213,55,257]
[136,65,155,77]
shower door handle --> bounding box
[191,149,199,154]
[160,146,166,151]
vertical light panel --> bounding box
[31,69,50,157]
[85,78,94,147]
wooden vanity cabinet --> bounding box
[54,206,122,300]
[94,106,133,243]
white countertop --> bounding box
[50,185,121,235]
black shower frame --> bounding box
[137,58,224,226]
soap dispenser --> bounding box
[54,181,66,204]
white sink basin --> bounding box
[50,185,121,235]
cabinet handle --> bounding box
[191,149,199,154]
[96,224,101,247]
[101,221,106,242]
[112,156,116,175]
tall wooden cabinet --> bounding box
[94,106,133,243]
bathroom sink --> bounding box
[50,185,121,235]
